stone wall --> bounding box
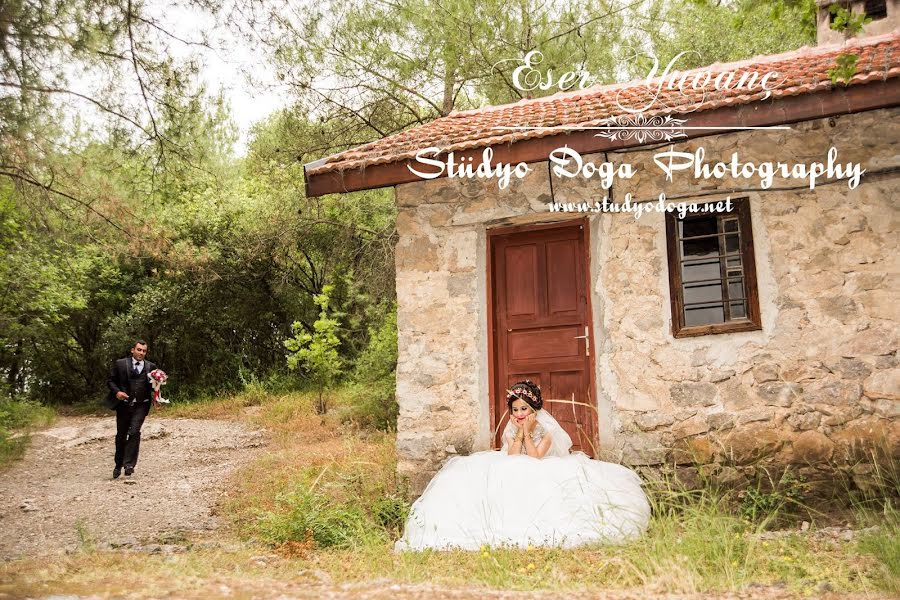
[393,107,900,496]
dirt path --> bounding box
[0,415,265,560]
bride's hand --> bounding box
[523,414,537,434]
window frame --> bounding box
[665,197,762,338]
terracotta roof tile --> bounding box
[308,32,900,176]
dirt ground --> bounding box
[0,415,265,560]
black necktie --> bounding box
[133,362,140,375]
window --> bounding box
[864,0,887,20]
[665,197,762,338]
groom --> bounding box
[105,339,159,479]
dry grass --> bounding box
[0,547,303,599]
[1,530,886,598]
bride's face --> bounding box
[510,398,534,425]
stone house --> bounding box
[305,23,900,495]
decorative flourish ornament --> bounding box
[593,114,688,144]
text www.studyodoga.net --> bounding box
[548,195,734,219]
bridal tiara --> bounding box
[506,383,542,409]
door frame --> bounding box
[485,216,599,451]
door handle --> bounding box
[574,326,590,356]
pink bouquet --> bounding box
[148,369,170,404]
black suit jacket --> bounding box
[104,356,158,410]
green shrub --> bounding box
[352,305,397,382]
[344,378,398,431]
[343,306,397,431]
[372,492,410,537]
[285,285,345,414]
[254,487,373,549]
[0,398,55,468]
[737,469,805,526]
[828,3,871,35]
[0,398,54,429]
[251,485,409,550]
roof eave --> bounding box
[305,78,900,198]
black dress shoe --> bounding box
[113,466,122,479]
[124,467,134,477]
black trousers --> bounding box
[114,401,151,468]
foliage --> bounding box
[638,0,816,74]
[371,492,410,538]
[0,398,55,468]
[0,0,227,246]
[731,468,808,526]
[0,103,396,404]
[828,53,860,86]
[218,389,409,551]
[253,486,376,548]
[344,306,398,430]
[0,398,54,430]
[251,0,817,141]
[252,471,410,550]
[242,0,639,142]
[285,286,345,414]
[828,3,871,36]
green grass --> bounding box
[0,398,55,468]
[856,503,900,595]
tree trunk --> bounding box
[6,339,23,394]
[315,386,328,415]
[441,66,456,116]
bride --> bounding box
[395,380,652,551]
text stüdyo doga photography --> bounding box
[0,0,898,598]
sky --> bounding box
[156,3,291,155]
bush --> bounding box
[344,378,398,432]
[343,306,397,431]
[254,487,373,549]
[0,398,53,429]
[372,493,410,537]
[251,485,409,550]
[737,469,805,526]
[285,285,344,415]
[0,398,55,467]
[235,416,409,552]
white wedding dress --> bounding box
[395,410,651,551]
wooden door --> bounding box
[488,220,597,455]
